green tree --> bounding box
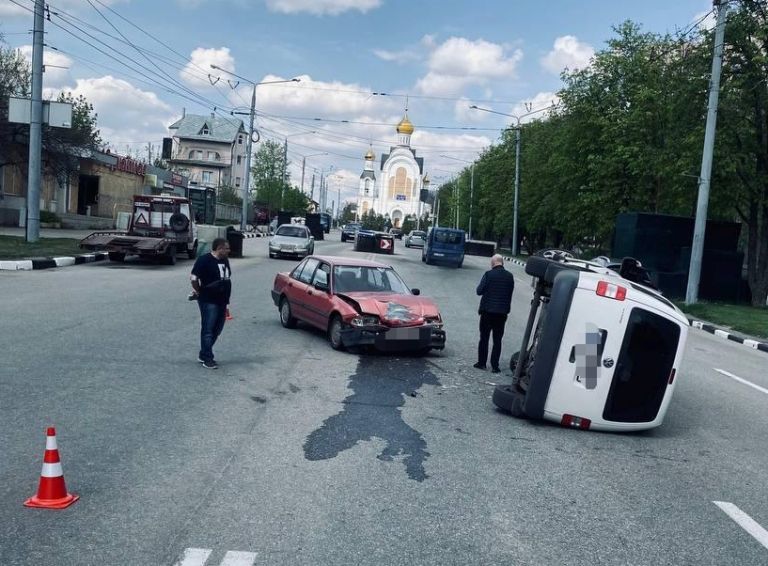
[252,139,289,214]
[217,185,242,206]
[0,40,101,188]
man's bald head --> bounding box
[491,254,504,267]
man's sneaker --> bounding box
[201,360,218,369]
[473,362,486,370]
[491,367,501,374]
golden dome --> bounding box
[396,114,414,135]
[364,148,375,160]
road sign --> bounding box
[8,96,72,128]
[380,239,392,250]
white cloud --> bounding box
[507,91,561,124]
[453,97,487,123]
[541,35,594,75]
[45,76,175,149]
[181,47,236,88]
[415,37,523,96]
[0,3,27,17]
[373,49,418,64]
[240,74,399,117]
[265,0,382,16]
[693,9,717,31]
[17,46,73,88]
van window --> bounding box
[603,308,680,423]
[434,230,463,244]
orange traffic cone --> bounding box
[225,307,233,321]
[24,427,79,509]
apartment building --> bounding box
[167,113,248,192]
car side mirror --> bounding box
[314,281,329,292]
[411,288,421,295]
[310,236,315,240]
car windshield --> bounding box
[411,231,426,237]
[276,226,307,238]
[345,224,361,230]
[333,265,411,294]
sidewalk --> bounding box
[0,226,109,271]
[0,225,261,271]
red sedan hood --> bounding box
[340,292,440,326]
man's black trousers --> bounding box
[477,312,508,370]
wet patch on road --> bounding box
[303,354,440,482]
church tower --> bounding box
[357,146,376,218]
[396,114,414,147]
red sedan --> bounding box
[271,255,446,352]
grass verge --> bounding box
[0,235,83,261]
[676,301,768,340]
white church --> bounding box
[357,114,430,228]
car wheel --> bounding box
[457,260,463,268]
[165,247,177,265]
[421,252,426,263]
[279,297,297,328]
[108,252,125,262]
[328,315,345,351]
[492,384,527,417]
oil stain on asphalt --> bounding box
[303,354,440,482]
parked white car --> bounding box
[268,224,315,259]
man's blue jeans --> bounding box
[199,301,226,362]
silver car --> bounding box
[404,230,427,248]
[269,224,315,259]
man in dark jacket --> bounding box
[190,238,232,369]
[474,254,515,373]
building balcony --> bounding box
[169,156,232,168]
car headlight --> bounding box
[351,315,380,327]
[426,316,443,328]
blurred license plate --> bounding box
[434,252,444,257]
[385,327,421,340]
[281,245,295,251]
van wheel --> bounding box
[108,252,125,262]
[492,384,526,417]
[165,247,177,265]
[328,315,345,351]
[279,297,297,328]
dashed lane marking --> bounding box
[174,548,257,566]
[714,368,768,396]
[714,502,768,551]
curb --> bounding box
[0,252,109,271]
[687,319,768,354]
[502,256,526,268]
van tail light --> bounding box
[668,368,676,385]
[561,414,592,430]
[596,280,627,301]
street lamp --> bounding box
[470,104,554,255]
[441,155,475,239]
[211,64,299,230]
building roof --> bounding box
[168,114,245,143]
[360,170,376,180]
[380,149,424,174]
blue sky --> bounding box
[1,0,714,204]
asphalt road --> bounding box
[1,233,766,566]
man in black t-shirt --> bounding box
[190,238,232,369]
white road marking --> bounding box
[714,501,768,551]
[714,368,768,396]
[174,547,211,566]
[220,551,258,565]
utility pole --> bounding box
[310,174,315,204]
[280,138,288,209]
[468,164,474,240]
[25,0,45,243]
[242,84,256,229]
[512,128,521,256]
[686,0,727,305]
